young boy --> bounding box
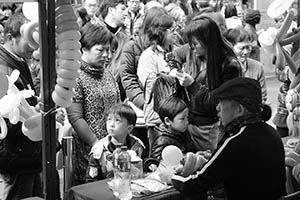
[86,103,145,182]
[144,97,198,171]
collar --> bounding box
[225,113,263,136]
[128,9,142,18]
[2,44,24,62]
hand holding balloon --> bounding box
[0,70,37,140]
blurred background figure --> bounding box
[82,0,99,23]
[243,9,261,61]
[224,27,268,104]
[75,6,91,28]
[162,0,186,30]
[123,0,145,37]
[224,2,242,29]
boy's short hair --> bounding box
[157,97,187,124]
[107,103,137,126]
[97,0,126,19]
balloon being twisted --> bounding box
[0,70,38,140]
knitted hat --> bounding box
[244,9,261,25]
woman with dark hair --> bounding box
[119,7,171,156]
[75,6,91,28]
[119,7,169,109]
[174,15,241,151]
[66,23,120,185]
[137,12,175,152]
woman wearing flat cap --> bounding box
[172,77,286,200]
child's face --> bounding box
[106,113,131,139]
[168,108,189,133]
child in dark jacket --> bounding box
[86,103,145,182]
[144,97,197,171]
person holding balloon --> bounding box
[0,13,43,200]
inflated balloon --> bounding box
[0,117,7,139]
[52,0,81,108]
[267,0,294,19]
[22,2,39,22]
[258,27,277,54]
[0,69,37,140]
[161,145,183,166]
[21,0,81,108]
[20,21,39,50]
[259,9,297,74]
[285,89,298,111]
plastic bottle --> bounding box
[114,146,132,200]
[112,144,122,197]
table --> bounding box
[69,179,182,200]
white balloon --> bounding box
[8,107,20,125]
[161,145,183,166]
[8,70,20,88]
[22,2,39,22]
[267,0,294,19]
[0,117,7,139]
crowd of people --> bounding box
[0,0,299,199]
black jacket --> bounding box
[120,35,146,109]
[174,44,241,126]
[144,124,197,170]
[0,45,41,174]
[172,122,286,200]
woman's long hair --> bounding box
[184,15,237,91]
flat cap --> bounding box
[211,77,262,113]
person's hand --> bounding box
[34,95,42,112]
[196,149,212,160]
[176,71,194,88]
[158,166,176,184]
[55,108,65,126]
[174,164,184,175]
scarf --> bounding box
[218,113,263,147]
[80,59,104,79]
